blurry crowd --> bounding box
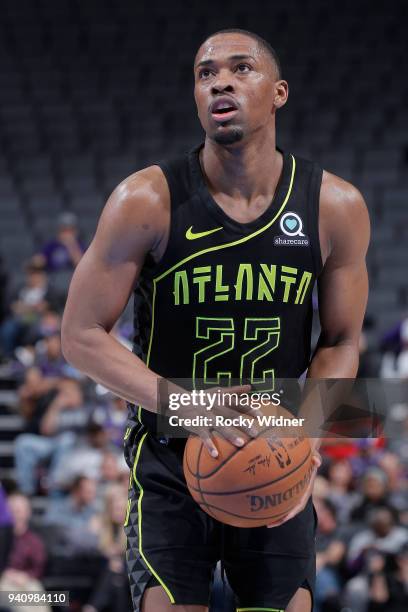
[314,440,408,611]
[0,216,407,612]
[0,214,132,612]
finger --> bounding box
[312,452,322,468]
[217,406,259,437]
[217,389,252,411]
[217,398,261,422]
[221,384,252,394]
[199,430,219,458]
[217,426,246,448]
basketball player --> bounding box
[62,29,370,612]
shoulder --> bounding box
[106,164,170,219]
[319,170,370,264]
[320,170,368,218]
[94,165,170,259]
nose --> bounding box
[211,70,234,95]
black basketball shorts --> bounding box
[123,420,317,611]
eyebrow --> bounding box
[195,54,257,69]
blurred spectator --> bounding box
[0,259,63,358]
[326,459,359,524]
[314,498,348,612]
[91,394,127,449]
[0,485,13,574]
[43,475,101,557]
[377,453,408,521]
[82,484,131,612]
[14,378,88,496]
[345,512,408,612]
[52,422,113,490]
[380,316,408,356]
[358,330,381,378]
[18,331,81,423]
[366,545,408,611]
[380,318,408,379]
[98,452,130,503]
[39,212,85,273]
[12,310,62,369]
[0,256,7,326]
[350,468,399,523]
[0,493,50,612]
[347,508,408,572]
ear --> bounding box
[273,80,289,109]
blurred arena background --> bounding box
[0,1,407,611]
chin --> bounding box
[212,125,244,146]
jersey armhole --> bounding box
[143,155,190,277]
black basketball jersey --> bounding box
[131,143,323,431]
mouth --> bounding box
[210,97,239,123]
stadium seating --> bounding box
[0,0,406,336]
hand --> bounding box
[267,448,322,528]
[175,384,260,457]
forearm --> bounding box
[307,341,360,378]
[62,326,160,412]
[300,341,360,447]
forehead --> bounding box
[195,34,263,65]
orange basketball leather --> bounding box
[183,433,313,528]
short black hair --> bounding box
[199,28,282,79]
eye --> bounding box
[236,63,252,73]
[198,68,212,79]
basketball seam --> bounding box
[195,438,218,520]
[188,449,312,497]
[185,432,308,480]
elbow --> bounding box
[61,317,81,366]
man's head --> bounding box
[363,468,388,501]
[44,332,62,360]
[369,507,394,538]
[57,212,78,242]
[25,259,47,288]
[86,421,108,449]
[70,475,97,506]
[194,29,288,146]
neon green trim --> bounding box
[186,225,223,240]
[145,279,157,367]
[239,317,280,390]
[193,316,235,387]
[155,154,296,282]
[132,431,176,604]
[236,608,284,611]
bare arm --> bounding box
[62,167,259,456]
[302,174,370,435]
[61,166,169,413]
[308,172,370,378]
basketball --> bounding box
[183,428,313,528]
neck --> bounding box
[201,126,282,201]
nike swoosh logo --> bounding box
[186,225,223,240]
